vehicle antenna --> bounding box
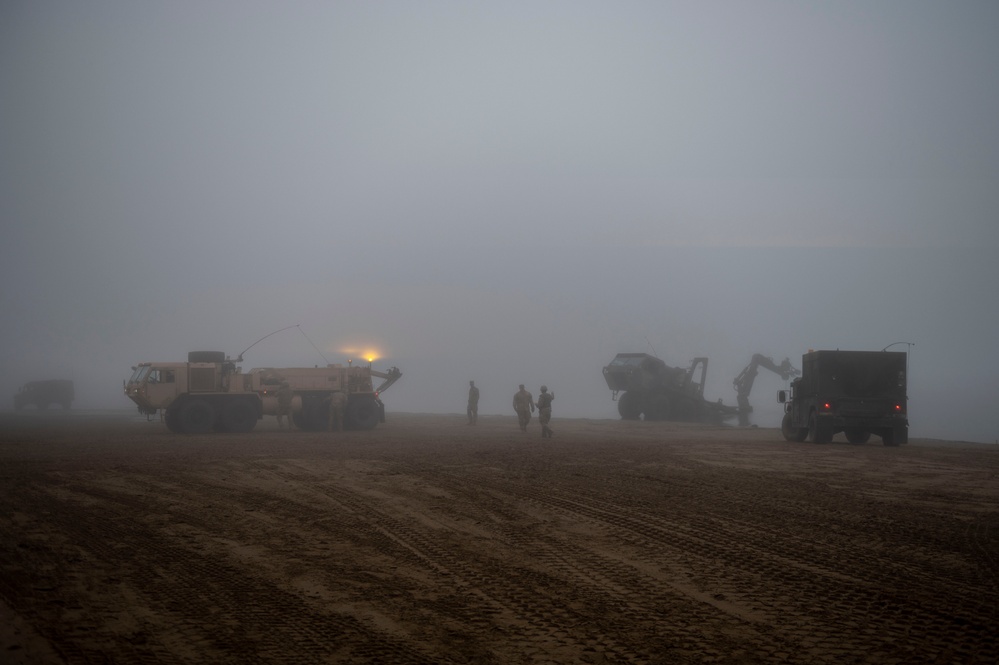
[297,326,330,365]
[645,336,659,358]
[236,324,300,362]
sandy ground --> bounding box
[0,411,996,664]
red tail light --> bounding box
[820,402,832,411]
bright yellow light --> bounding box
[338,345,382,364]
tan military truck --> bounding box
[125,351,401,434]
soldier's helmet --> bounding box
[519,384,525,390]
[540,385,548,392]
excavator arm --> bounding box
[733,354,800,425]
[371,366,402,395]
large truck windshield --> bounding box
[129,366,152,384]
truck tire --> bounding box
[781,413,808,442]
[164,405,183,433]
[347,396,380,430]
[808,412,832,444]
[179,399,215,434]
[882,427,906,446]
[221,399,257,433]
[845,429,871,444]
[617,392,643,420]
[188,351,226,363]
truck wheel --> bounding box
[617,392,643,420]
[781,413,808,442]
[188,351,226,363]
[222,399,257,433]
[179,400,215,434]
[164,406,183,433]
[808,412,832,443]
[882,427,906,446]
[845,429,870,444]
[347,396,380,430]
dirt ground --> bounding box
[0,412,996,664]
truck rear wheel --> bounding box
[808,412,832,443]
[179,399,215,434]
[781,413,808,442]
[347,396,380,430]
[882,427,906,446]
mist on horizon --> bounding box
[2,1,997,443]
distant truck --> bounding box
[603,352,798,425]
[778,350,908,445]
[602,353,740,423]
[125,351,401,434]
[14,380,75,410]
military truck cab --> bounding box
[779,350,908,446]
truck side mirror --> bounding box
[777,390,786,403]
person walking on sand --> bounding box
[537,385,554,438]
[328,391,347,432]
[467,380,480,425]
[275,382,295,431]
[512,384,535,432]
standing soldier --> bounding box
[537,385,554,438]
[328,391,348,432]
[512,384,535,432]
[275,382,295,431]
[467,380,480,425]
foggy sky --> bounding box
[2,1,997,442]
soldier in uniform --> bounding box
[328,391,348,432]
[275,382,295,431]
[467,380,480,425]
[537,385,555,438]
[512,384,535,432]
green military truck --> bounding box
[13,380,75,410]
[778,350,908,445]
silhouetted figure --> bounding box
[467,381,479,425]
[512,384,535,432]
[537,385,554,438]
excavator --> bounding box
[603,352,799,425]
[732,354,800,426]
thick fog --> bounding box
[2,1,997,442]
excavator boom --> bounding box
[733,354,800,426]
[371,366,402,395]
